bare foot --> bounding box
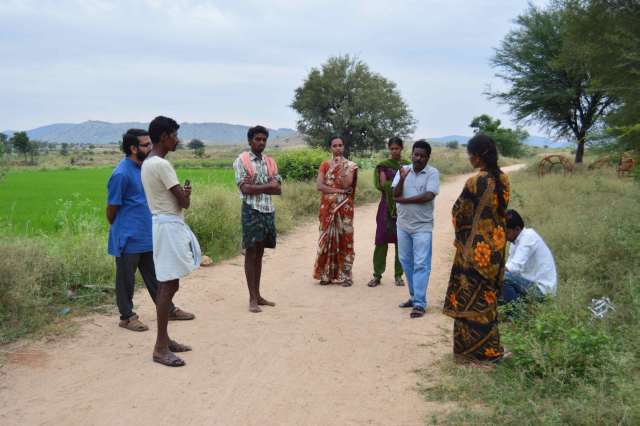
[169,339,192,353]
[153,347,185,366]
[257,297,275,307]
[249,302,262,313]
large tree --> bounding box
[290,54,416,157]
[9,131,31,162]
[555,0,640,151]
[487,4,616,163]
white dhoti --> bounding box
[152,215,201,282]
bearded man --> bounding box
[106,128,194,333]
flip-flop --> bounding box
[153,355,186,367]
[395,278,405,286]
[367,279,381,287]
[342,279,353,287]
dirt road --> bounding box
[0,165,524,426]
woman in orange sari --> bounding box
[443,134,510,365]
[313,136,359,287]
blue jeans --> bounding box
[397,227,432,308]
[499,272,545,316]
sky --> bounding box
[0,0,551,138]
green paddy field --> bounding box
[0,168,236,234]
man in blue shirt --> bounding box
[106,129,194,332]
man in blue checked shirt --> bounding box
[106,129,194,332]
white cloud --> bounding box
[75,0,118,16]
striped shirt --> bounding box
[233,151,282,213]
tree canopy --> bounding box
[9,131,31,162]
[554,0,640,152]
[290,54,416,157]
[487,4,616,163]
[469,115,530,158]
[187,139,205,150]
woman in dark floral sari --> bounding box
[313,136,358,287]
[443,134,510,365]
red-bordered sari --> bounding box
[443,168,510,364]
[313,159,359,282]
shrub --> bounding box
[185,184,242,262]
[0,237,62,343]
[276,148,330,181]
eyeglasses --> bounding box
[136,143,152,148]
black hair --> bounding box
[122,129,149,155]
[248,125,269,141]
[328,135,344,147]
[412,140,431,156]
[388,137,403,148]
[506,209,524,230]
[468,134,507,217]
[148,116,180,144]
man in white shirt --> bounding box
[501,209,557,316]
[141,116,200,367]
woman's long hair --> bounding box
[467,134,507,217]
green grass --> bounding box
[420,165,639,426]
[0,168,235,234]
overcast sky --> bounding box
[0,0,550,137]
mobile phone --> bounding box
[184,179,191,187]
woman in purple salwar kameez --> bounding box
[368,138,409,287]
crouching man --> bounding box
[142,116,201,367]
[106,128,194,332]
[500,209,557,318]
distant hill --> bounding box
[2,121,295,144]
[424,134,570,148]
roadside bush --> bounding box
[276,148,330,181]
[185,184,242,262]
[0,237,62,343]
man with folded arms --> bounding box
[233,125,281,313]
[106,128,194,333]
[142,116,201,367]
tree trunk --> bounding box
[574,132,586,164]
[342,137,352,159]
[23,151,28,162]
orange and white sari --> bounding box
[313,159,359,282]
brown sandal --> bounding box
[119,314,149,332]
[367,278,381,287]
[153,354,186,367]
[169,340,192,353]
[168,308,195,321]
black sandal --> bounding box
[395,278,405,286]
[367,278,381,287]
[410,306,425,318]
